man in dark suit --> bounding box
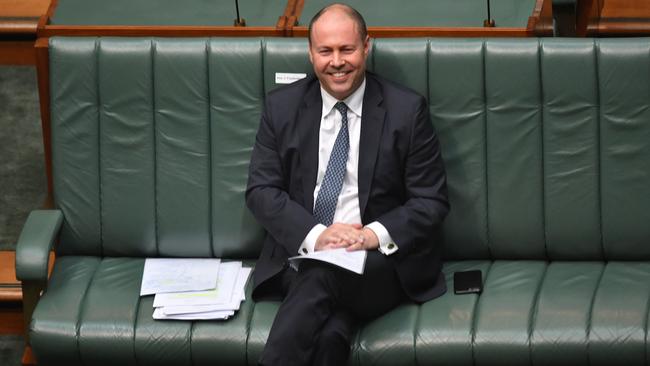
[246,3,449,365]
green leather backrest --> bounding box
[50,37,650,261]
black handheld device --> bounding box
[453,270,483,295]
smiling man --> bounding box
[246,3,449,365]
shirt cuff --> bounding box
[365,221,398,255]
[298,224,327,255]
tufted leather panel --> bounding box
[598,40,650,260]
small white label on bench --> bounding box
[275,72,307,84]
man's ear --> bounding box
[308,47,314,64]
[363,36,370,56]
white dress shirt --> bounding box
[298,78,398,256]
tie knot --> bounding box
[334,102,348,117]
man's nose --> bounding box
[330,52,344,67]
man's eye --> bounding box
[319,50,331,56]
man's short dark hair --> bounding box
[308,3,368,44]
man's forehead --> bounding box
[311,14,359,41]
[313,8,356,30]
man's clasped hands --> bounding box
[315,223,379,252]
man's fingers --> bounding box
[346,243,364,252]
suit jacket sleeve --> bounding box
[375,95,449,255]
[245,97,318,255]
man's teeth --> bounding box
[333,72,346,77]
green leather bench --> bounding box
[16,37,650,365]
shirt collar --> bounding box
[320,77,366,118]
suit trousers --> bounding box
[257,250,407,366]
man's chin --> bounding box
[323,81,355,100]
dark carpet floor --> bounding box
[0,335,23,366]
[0,66,46,250]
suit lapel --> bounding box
[297,81,322,213]
[359,75,386,220]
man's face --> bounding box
[308,9,369,101]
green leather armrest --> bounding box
[15,210,63,282]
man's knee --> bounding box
[319,314,354,346]
[295,261,342,291]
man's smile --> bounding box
[327,70,352,81]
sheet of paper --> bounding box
[140,258,220,296]
[288,248,366,274]
[161,267,252,315]
[153,307,235,320]
[153,261,241,307]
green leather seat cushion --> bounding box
[32,258,650,365]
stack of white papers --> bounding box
[140,258,252,320]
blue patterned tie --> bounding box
[313,102,349,226]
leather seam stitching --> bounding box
[528,261,548,365]
[96,37,104,258]
[585,262,606,366]
[595,39,604,260]
[538,39,549,260]
[470,260,493,366]
[207,39,214,259]
[482,40,492,260]
[75,258,103,366]
[152,39,159,257]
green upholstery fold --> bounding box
[98,39,157,257]
[15,210,63,281]
[50,37,102,256]
[416,261,491,365]
[209,39,266,259]
[540,39,602,260]
[77,258,143,365]
[30,256,101,366]
[598,40,650,260]
[530,262,604,365]
[190,260,256,366]
[134,296,193,366]
[473,261,547,365]
[485,40,545,259]
[357,304,419,366]
[372,38,429,99]
[428,39,489,260]
[154,38,212,258]
[589,263,650,366]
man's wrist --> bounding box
[299,224,326,254]
[365,221,398,255]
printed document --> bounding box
[288,248,366,274]
[153,266,252,320]
[153,261,241,308]
[140,258,220,296]
[160,267,252,315]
